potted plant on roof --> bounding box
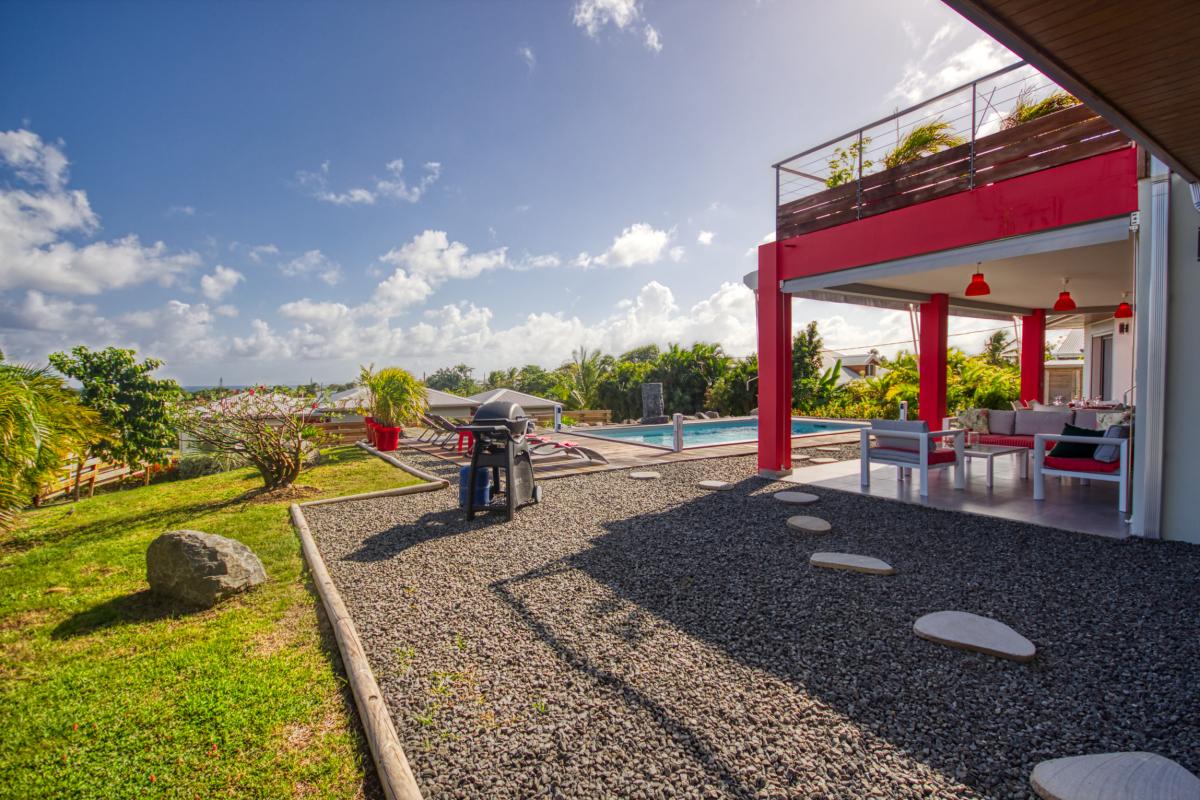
[367,366,427,452]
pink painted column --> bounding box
[918,293,949,428]
[756,242,792,473]
[1020,309,1046,405]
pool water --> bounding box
[581,418,860,449]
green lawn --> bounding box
[0,445,420,799]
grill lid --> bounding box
[471,400,531,435]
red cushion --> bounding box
[1043,456,1121,473]
[875,447,958,465]
[976,434,1056,450]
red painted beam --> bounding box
[756,243,792,473]
[918,294,949,428]
[1021,310,1047,404]
[777,147,1137,282]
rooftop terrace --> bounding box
[775,62,1133,241]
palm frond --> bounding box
[883,120,966,169]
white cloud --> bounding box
[0,129,201,295]
[278,299,352,325]
[199,265,244,301]
[280,249,343,286]
[247,243,279,263]
[214,304,239,318]
[518,44,536,70]
[891,29,1015,105]
[166,204,195,217]
[296,159,441,206]
[573,0,662,51]
[697,230,714,246]
[572,223,676,269]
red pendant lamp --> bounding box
[1052,278,1077,312]
[963,262,990,297]
[1113,291,1133,319]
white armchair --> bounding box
[860,419,966,497]
[1032,433,1129,513]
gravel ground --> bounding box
[304,451,1200,800]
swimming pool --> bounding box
[579,417,862,449]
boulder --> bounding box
[639,415,669,425]
[147,530,267,608]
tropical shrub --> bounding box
[368,367,427,427]
[883,120,965,169]
[1002,88,1079,129]
[825,137,873,188]
[177,389,328,491]
[0,356,101,527]
[708,355,758,416]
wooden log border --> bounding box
[290,443,450,800]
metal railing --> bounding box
[772,61,1129,240]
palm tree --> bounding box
[883,120,966,169]
[1002,88,1079,130]
[0,358,100,528]
[568,347,611,409]
[981,330,1012,366]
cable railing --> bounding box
[774,61,1133,241]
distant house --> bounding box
[821,351,886,386]
[468,388,563,416]
[323,386,480,420]
[1044,329,1085,403]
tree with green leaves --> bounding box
[982,330,1013,366]
[48,346,181,499]
[709,355,759,416]
[0,354,102,527]
[425,364,479,397]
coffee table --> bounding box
[961,444,1027,487]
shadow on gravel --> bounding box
[499,474,1200,798]
[342,506,507,563]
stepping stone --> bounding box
[786,515,831,533]
[1031,752,1200,800]
[816,446,841,453]
[913,610,1035,662]
[809,457,838,465]
[791,453,811,461]
[629,471,660,480]
[810,552,895,575]
[774,491,819,505]
[698,480,732,491]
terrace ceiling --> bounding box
[943,0,1200,182]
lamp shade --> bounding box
[964,272,991,297]
[1114,300,1133,319]
[1052,290,1077,312]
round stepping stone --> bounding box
[786,515,831,533]
[815,446,841,453]
[1031,752,1200,800]
[810,552,895,575]
[698,480,732,491]
[629,471,660,480]
[809,457,838,465]
[913,610,1035,662]
[791,453,811,461]
[774,491,819,505]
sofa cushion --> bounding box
[956,408,990,433]
[1044,455,1121,474]
[1048,423,1107,458]
[1097,410,1130,429]
[1094,424,1130,463]
[1072,409,1100,429]
[987,410,1016,435]
[870,447,957,465]
[870,418,927,452]
[1014,409,1072,436]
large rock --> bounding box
[147,530,267,607]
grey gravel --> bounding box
[304,451,1200,800]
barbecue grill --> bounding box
[459,400,541,521]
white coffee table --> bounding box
[961,444,1028,487]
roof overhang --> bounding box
[942,0,1200,183]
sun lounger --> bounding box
[419,414,458,446]
[528,440,609,465]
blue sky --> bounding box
[0,0,1017,384]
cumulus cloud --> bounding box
[573,0,662,51]
[199,265,244,301]
[296,158,441,206]
[247,243,279,263]
[697,230,714,245]
[0,129,201,295]
[280,249,343,286]
[891,24,1016,105]
[575,222,673,268]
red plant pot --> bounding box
[376,425,401,452]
